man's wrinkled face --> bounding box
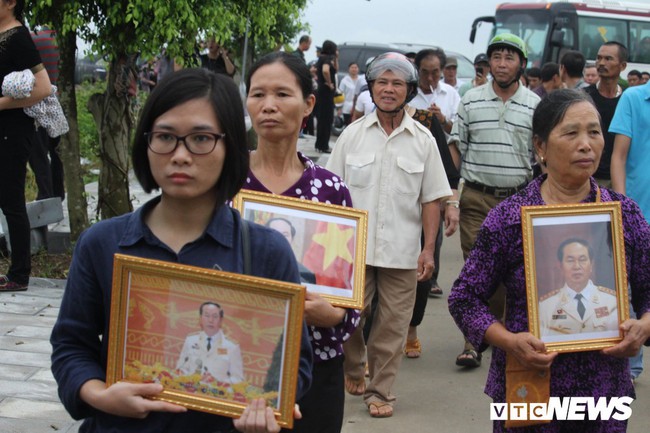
[372,70,408,112]
[418,55,441,91]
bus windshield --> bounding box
[494,11,549,68]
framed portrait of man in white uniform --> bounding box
[106,254,305,428]
[522,202,629,353]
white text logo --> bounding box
[490,397,633,421]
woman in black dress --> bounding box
[0,0,52,291]
[314,40,338,153]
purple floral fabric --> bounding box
[449,175,650,432]
[245,152,360,363]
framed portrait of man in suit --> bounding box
[106,254,305,427]
[233,190,368,309]
[522,202,629,353]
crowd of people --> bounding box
[2,0,650,430]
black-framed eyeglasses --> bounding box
[145,131,226,155]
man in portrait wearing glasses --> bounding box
[176,302,245,384]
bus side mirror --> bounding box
[470,16,496,44]
[550,29,565,47]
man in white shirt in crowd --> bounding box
[409,48,460,136]
[328,53,451,418]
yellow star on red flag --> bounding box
[310,223,354,269]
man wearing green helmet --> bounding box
[449,33,540,369]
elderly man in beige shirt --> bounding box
[327,52,451,418]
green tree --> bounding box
[30,0,307,220]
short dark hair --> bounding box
[299,35,311,44]
[348,62,358,68]
[414,48,447,70]
[602,41,628,63]
[526,67,541,79]
[627,69,642,79]
[557,238,594,262]
[540,62,560,82]
[199,302,224,318]
[265,217,296,239]
[246,51,313,99]
[132,68,248,205]
[321,40,337,56]
[533,88,596,144]
[643,71,650,78]
[560,50,586,78]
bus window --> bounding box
[630,21,650,63]
[578,17,628,60]
[494,11,549,68]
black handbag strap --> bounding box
[241,218,252,276]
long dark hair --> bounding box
[320,40,337,56]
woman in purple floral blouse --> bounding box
[449,89,650,432]
[245,51,360,433]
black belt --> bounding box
[464,180,528,199]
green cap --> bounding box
[488,33,528,60]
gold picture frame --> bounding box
[522,202,629,353]
[106,254,305,428]
[232,190,368,309]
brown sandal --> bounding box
[368,401,393,418]
[404,338,422,358]
[344,375,366,396]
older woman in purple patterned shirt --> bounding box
[449,89,650,433]
[245,51,360,433]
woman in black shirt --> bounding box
[0,0,52,291]
[314,40,338,153]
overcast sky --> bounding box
[299,0,650,62]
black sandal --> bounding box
[428,285,443,297]
[455,349,482,368]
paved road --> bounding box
[0,233,647,432]
[0,135,647,432]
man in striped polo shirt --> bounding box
[449,33,540,369]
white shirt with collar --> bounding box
[539,280,619,339]
[176,330,245,383]
[409,81,461,123]
[326,110,452,269]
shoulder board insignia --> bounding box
[597,286,616,296]
[540,289,560,301]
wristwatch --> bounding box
[446,200,459,208]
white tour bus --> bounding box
[470,0,650,74]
